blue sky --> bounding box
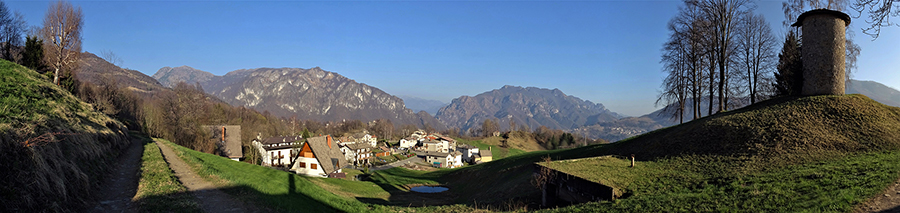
[7,0,899,116]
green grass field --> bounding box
[455,137,527,159]
[134,137,201,212]
[157,139,478,212]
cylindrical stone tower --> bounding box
[792,9,851,96]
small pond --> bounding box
[409,186,449,193]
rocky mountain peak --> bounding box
[152,66,445,130]
[152,65,215,88]
[435,85,620,134]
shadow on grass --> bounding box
[130,184,341,213]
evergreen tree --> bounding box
[301,128,311,138]
[22,35,44,71]
[774,30,803,96]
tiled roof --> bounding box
[306,135,348,174]
[259,135,304,150]
[345,143,373,150]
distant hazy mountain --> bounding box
[436,85,623,134]
[151,65,216,88]
[152,66,446,129]
[847,79,900,107]
[400,96,447,115]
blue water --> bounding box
[409,186,449,193]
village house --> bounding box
[421,139,443,152]
[202,125,243,161]
[342,142,374,166]
[475,147,493,163]
[425,151,464,168]
[291,135,348,177]
[348,133,377,147]
[446,151,464,168]
[399,137,417,149]
[373,146,391,157]
[251,135,303,167]
[457,144,480,163]
[410,130,427,140]
[426,152,449,168]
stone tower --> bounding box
[792,9,851,96]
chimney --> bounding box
[221,126,225,142]
[327,135,332,149]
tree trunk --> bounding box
[53,68,60,85]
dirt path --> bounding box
[155,140,262,213]
[856,179,900,213]
[89,138,142,213]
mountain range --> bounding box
[435,85,624,134]
[81,57,899,142]
[152,66,446,129]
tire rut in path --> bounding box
[89,138,142,213]
[155,140,262,213]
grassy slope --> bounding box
[134,135,200,212]
[456,137,528,159]
[436,95,900,212]
[0,60,130,211]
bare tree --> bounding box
[736,12,778,104]
[1,10,25,63]
[100,49,123,67]
[695,0,753,113]
[850,0,899,38]
[659,2,713,123]
[41,0,83,85]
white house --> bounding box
[251,135,303,167]
[342,143,374,166]
[425,151,464,168]
[421,139,443,152]
[446,151,464,168]
[457,144,480,163]
[399,137,417,149]
[291,135,348,177]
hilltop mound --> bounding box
[436,95,900,211]
[0,60,129,211]
[610,95,900,165]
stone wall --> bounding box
[795,9,850,96]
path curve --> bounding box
[155,140,262,213]
[856,179,900,213]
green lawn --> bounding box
[539,150,900,212]
[455,137,527,160]
[134,137,201,212]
